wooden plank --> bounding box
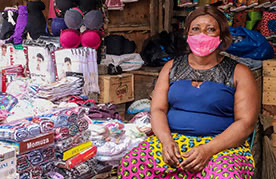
[173,10,189,17]
[107,25,151,32]
[263,77,276,92]
[107,0,150,26]
[263,91,276,105]
[164,0,173,32]
[150,0,158,36]
[133,73,158,100]
[128,70,159,76]
[263,59,276,68]
[159,0,163,32]
[263,66,276,77]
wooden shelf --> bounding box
[107,24,151,32]
[173,10,189,17]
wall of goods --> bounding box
[0,0,275,178]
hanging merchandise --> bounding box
[232,11,248,27]
[247,0,258,8]
[105,0,124,10]
[60,29,81,48]
[54,0,75,17]
[177,0,198,7]
[25,1,47,40]
[226,26,275,60]
[257,11,276,38]
[48,0,57,19]
[60,29,102,49]
[0,13,4,34]
[80,30,102,49]
[64,8,103,30]
[64,7,84,30]
[255,0,271,7]
[83,10,104,30]
[230,0,247,11]
[51,18,67,37]
[7,6,27,45]
[223,11,234,26]
[79,0,98,13]
[0,7,18,40]
[245,11,262,30]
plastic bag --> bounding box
[226,26,274,60]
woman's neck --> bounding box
[188,52,222,70]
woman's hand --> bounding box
[178,144,212,173]
[162,140,181,166]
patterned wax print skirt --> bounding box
[118,133,254,179]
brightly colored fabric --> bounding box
[118,134,255,179]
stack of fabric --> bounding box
[0,65,25,92]
[0,120,56,178]
[87,117,149,166]
[36,76,83,102]
[0,145,18,179]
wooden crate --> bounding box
[263,59,276,105]
[98,73,134,104]
[127,66,162,101]
[116,103,126,121]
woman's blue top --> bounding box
[167,55,238,136]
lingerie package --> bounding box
[0,44,11,67]
[54,47,99,94]
[26,46,56,84]
[8,45,27,66]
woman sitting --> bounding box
[118,5,260,179]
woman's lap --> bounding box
[118,133,254,179]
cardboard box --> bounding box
[98,73,134,104]
[0,133,54,155]
[0,145,16,177]
[127,67,160,101]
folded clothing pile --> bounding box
[36,76,83,102]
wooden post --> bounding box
[159,0,163,32]
[164,0,173,32]
[150,0,158,36]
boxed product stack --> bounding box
[0,121,56,178]
[0,145,18,179]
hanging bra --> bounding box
[60,28,102,49]
[64,7,103,30]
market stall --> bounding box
[0,0,275,179]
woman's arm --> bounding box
[180,63,260,172]
[151,60,181,165]
[206,64,260,152]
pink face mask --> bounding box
[187,33,221,57]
